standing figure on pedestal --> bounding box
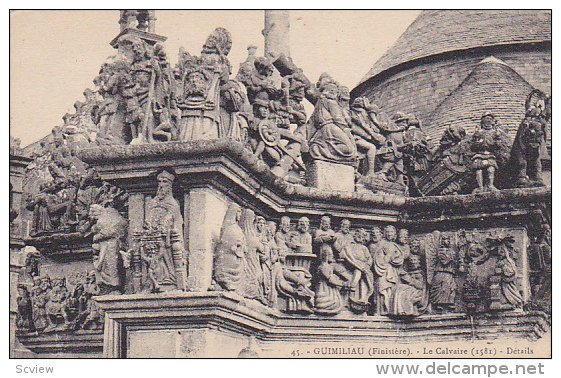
[121,37,175,144]
[89,204,128,295]
[373,226,405,315]
[429,235,457,313]
[177,28,233,141]
[240,209,265,303]
[307,80,357,165]
[213,203,246,294]
[339,229,374,313]
[136,171,185,292]
[470,113,511,193]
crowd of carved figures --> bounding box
[29,22,550,197]
[14,18,551,334]
[16,268,104,333]
[212,207,528,317]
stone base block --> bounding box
[306,160,355,192]
[96,292,550,358]
[358,175,408,195]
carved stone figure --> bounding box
[429,235,457,313]
[339,229,374,313]
[81,271,103,330]
[16,285,34,331]
[177,28,234,141]
[529,223,551,312]
[214,203,246,294]
[30,276,50,332]
[275,216,295,255]
[240,209,265,302]
[389,240,428,317]
[333,219,354,259]
[289,217,312,254]
[314,244,353,315]
[350,97,385,177]
[44,278,69,332]
[373,225,405,315]
[470,113,511,193]
[400,115,432,194]
[121,38,176,144]
[314,215,336,260]
[119,10,156,32]
[368,226,383,257]
[132,171,186,293]
[511,89,550,187]
[375,112,408,185]
[89,204,128,294]
[487,234,523,310]
[270,245,315,314]
[307,79,357,165]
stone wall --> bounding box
[354,46,551,134]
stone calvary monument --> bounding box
[10,10,551,358]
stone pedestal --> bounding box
[306,160,355,192]
[96,292,550,358]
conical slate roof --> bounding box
[358,10,551,85]
[425,56,534,143]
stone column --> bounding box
[184,188,229,292]
[263,10,290,60]
[127,193,145,293]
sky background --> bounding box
[10,10,420,146]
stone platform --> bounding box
[95,292,550,358]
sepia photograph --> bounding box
[8,7,552,363]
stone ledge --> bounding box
[15,329,104,356]
[95,291,550,344]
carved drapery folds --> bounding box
[126,171,186,293]
[211,208,528,317]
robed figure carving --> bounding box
[213,203,246,294]
[131,171,186,293]
[308,81,357,165]
[373,226,405,315]
[89,204,127,294]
